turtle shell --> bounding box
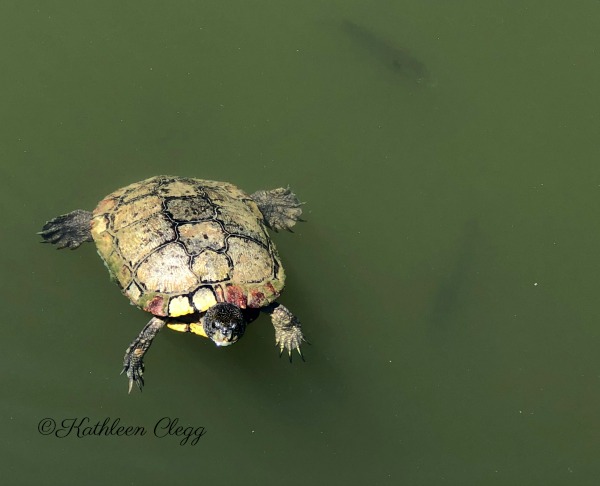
[90,176,285,317]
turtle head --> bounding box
[203,303,246,346]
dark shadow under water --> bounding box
[341,20,432,86]
[429,219,482,328]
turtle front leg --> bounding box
[38,209,93,249]
[250,187,304,232]
[122,317,166,393]
[265,303,307,361]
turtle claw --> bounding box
[272,305,307,362]
[121,317,165,393]
[276,342,299,363]
[130,375,144,394]
[122,348,146,393]
[251,187,304,232]
[276,341,305,363]
[38,210,93,249]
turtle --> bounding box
[39,175,306,392]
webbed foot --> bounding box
[250,187,304,232]
[121,317,165,393]
[268,304,307,361]
[38,209,93,249]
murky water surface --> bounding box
[2,1,600,485]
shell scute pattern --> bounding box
[90,176,284,317]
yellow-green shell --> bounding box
[90,176,285,317]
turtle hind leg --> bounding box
[122,317,166,393]
[250,187,304,232]
[265,303,307,361]
[38,209,93,249]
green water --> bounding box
[2,1,600,485]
